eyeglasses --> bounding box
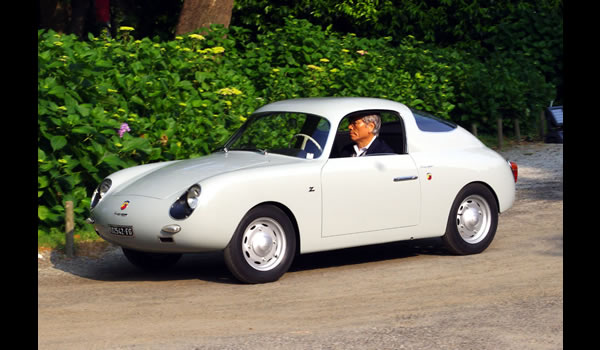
[349,119,366,128]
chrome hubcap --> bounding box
[242,218,287,271]
[456,195,492,244]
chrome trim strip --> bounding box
[393,176,418,182]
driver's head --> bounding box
[348,114,381,145]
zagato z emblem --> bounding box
[120,200,130,210]
[308,187,315,192]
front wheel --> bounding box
[224,205,296,284]
[442,183,499,255]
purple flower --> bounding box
[118,123,131,138]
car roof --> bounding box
[253,97,412,124]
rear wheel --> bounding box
[442,183,498,255]
[224,205,296,284]
[122,248,182,271]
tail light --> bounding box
[508,161,518,183]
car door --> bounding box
[321,152,420,237]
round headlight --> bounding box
[99,179,112,196]
[91,179,112,209]
[186,185,201,209]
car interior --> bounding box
[329,111,406,158]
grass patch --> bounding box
[38,227,104,251]
[476,133,542,150]
[38,227,113,259]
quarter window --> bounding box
[411,108,457,132]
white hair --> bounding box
[361,114,382,135]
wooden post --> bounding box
[539,109,546,140]
[497,117,503,149]
[65,201,75,258]
[471,123,478,137]
[514,119,521,144]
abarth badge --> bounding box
[120,200,130,210]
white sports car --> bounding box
[88,97,518,283]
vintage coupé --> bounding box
[88,97,517,283]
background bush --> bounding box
[38,25,256,242]
[38,14,558,243]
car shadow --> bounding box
[289,238,447,272]
[47,248,237,284]
[45,238,448,285]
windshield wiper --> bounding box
[213,147,229,154]
[251,148,268,155]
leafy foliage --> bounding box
[231,0,562,133]
[38,26,256,238]
[229,19,458,116]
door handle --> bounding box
[393,176,418,182]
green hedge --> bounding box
[38,18,551,241]
[232,1,562,111]
[38,26,258,240]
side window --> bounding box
[336,111,399,132]
[377,111,406,154]
[330,110,406,158]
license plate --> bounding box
[109,225,135,237]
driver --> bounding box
[338,113,393,157]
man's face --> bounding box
[348,117,375,145]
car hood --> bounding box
[114,151,274,199]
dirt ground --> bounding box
[38,142,563,350]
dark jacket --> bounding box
[337,137,395,157]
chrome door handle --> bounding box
[393,176,418,182]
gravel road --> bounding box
[38,142,563,350]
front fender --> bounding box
[186,160,323,253]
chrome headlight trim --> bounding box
[90,178,112,209]
[170,184,201,220]
[186,185,201,210]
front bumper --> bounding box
[90,194,222,253]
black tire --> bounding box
[442,183,499,255]
[224,205,296,284]
[122,248,182,271]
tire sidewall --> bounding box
[442,183,499,255]
[224,205,296,284]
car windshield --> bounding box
[223,112,331,159]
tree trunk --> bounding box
[69,0,92,38]
[175,0,234,35]
[39,0,69,33]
